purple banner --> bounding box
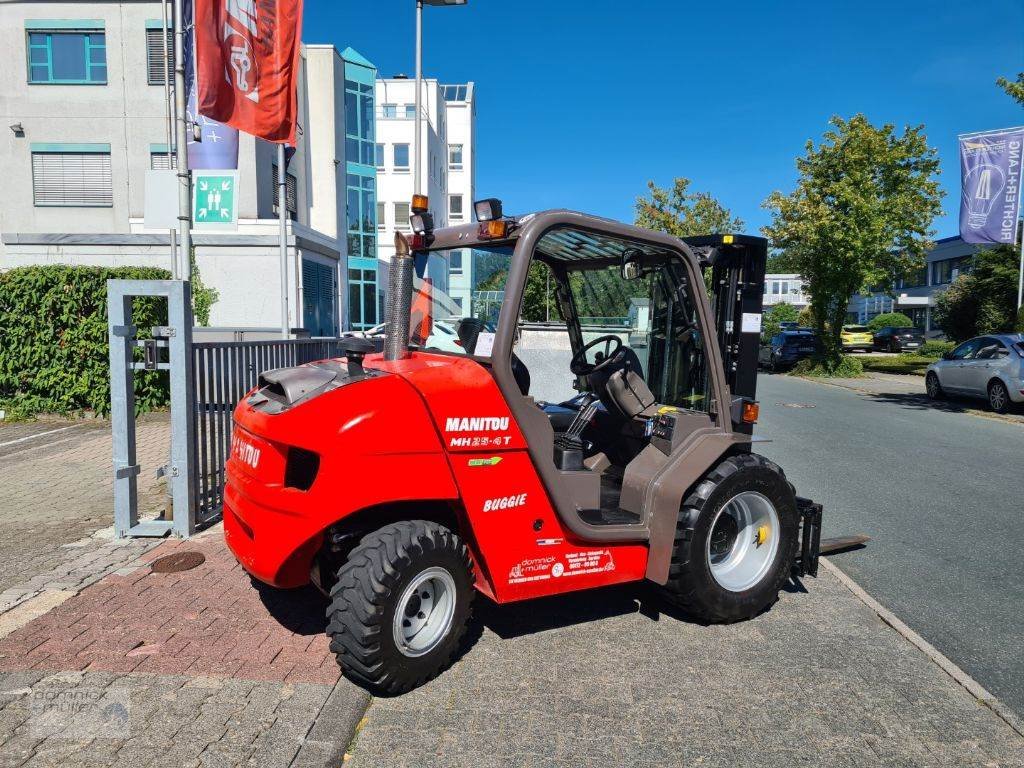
[184,0,238,170]
[959,128,1024,244]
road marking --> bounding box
[0,424,82,449]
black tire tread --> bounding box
[325,520,473,694]
[665,453,798,622]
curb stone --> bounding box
[821,557,1024,739]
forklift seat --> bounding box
[606,368,659,420]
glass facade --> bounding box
[343,50,378,330]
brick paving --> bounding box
[0,531,337,686]
[0,415,171,596]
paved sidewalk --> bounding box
[0,415,171,597]
[0,526,1020,767]
[808,371,1024,425]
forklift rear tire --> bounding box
[326,520,474,695]
[665,454,799,623]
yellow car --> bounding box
[841,325,874,352]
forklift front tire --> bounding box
[666,454,799,623]
[326,520,475,695]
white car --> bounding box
[345,320,465,354]
[926,334,1024,413]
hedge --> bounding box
[866,312,914,332]
[0,265,172,419]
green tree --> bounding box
[762,115,943,365]
[933,243,1023,341]
[766,252,799,273]
[476,261,560,324]
[761,303,799,340]
[866,311,914,332]
[635,178,743,236]
[996,72,1024,106]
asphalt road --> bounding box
[755,373,1024,718]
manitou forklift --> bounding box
[224,199,822,694]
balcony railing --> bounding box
[763,293,808,305]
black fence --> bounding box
[191,338,346,525]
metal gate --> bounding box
[190,338,347,525]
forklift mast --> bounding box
[681,235,768,433]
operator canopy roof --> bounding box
[535,227,675,268]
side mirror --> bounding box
[941,351,953,360]
[621,248,643,281]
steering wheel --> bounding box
[570,334,624,375]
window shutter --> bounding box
[32,152,112,207]
[150,152,177,170]
[146,28,174,85]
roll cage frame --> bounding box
[414,210,767,581]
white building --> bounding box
[374,76,475,316]
[763,274,809,309]
[0,1,377,334]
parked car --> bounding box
[926,334,1024,413]
[345,320,465,353]
[873,326,924,353]
[759,330,820,371]
[779,321,801,330]
[840,325,874,352]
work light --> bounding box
[474,198,503,222]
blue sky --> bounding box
[306,0,1023,239]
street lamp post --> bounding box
[414,0,466,198]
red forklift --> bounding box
[224,199,822,694]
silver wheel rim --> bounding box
[707,491,781,593]
[991,383,1007,410]
[927,375,938,397]
[392,567,457,658]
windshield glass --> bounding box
[408,246,512,356]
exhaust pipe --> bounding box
[385,232,414,361]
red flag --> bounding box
[194,0,304,145]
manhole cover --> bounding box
[776,402,816,409]
[150,551,206,573]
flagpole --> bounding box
[278,142,290,338]
[414,0,422,198]
[172,0,191,284]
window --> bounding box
[771,282,781,295]
[404,103,416,119]
[382,103,397,119]
[976,338,1008,360]
[448,194,464,221]
[344,78,375,166]
[150,151,177,170]
[932,257,970,286]
[376,201,386,231]
[31,145,112,206]
[449,249,464,275]
[448,144,463,170]
[374,143,385,169]
[346,173,376,259]
[441,84,468,101]
[271,165,298,221]
[348,267,378,330]
[27,27,107,84]
[394,202,411,231]
[950,338,983,360]
[145,25,174,85]
[393,143,410,171]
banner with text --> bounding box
[194,0,304,146]
[959,128,1024,244]
[185,0,238,169]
